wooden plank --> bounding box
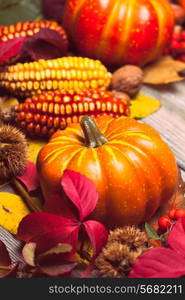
[142,82,185,171]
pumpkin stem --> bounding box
[80,116,108,148]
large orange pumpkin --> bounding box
[63,0,174,67]
[37,116,178,228]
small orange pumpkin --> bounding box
[37,116,178,228]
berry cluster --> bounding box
[165,26,185,62]
[158,208,185,232]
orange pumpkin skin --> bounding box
[37,116,178,228]
[63,0,174,67]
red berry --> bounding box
[168,208,177,219]
[158,216,171,231]
[174,209,185,219]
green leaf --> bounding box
[145,222,160,240]
[0,0,42,26]
[130,93,161,119]
[160,232,168,243]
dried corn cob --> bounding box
[0,20,67,42]
[15,89,130,137]
[0,57,112,97]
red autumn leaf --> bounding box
[129,218,185,278]
[129,247,185,278]
[0,240,18,278]
[44,193,78,220]
[17,170,108,276]
[83,220,108,257]
[167,217,185,257]
[16,161,39,192]
[17,212,74,244]
[34,226,79,255]
[22,28,68,61]
[61,170,99,221]
[40,261,78,277]
[22,241,77,277]
[38,248,77,276]
[0,37,25,63]
[0,27,68,65]
[80,220,108,278]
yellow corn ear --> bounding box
[0,57,112,97]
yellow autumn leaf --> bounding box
[28,138,47,163]
[130,93,161,119]
[0,192,30,235]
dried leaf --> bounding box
[143,56,185,85]
[130,93,161,119]
[16,161,39,192]
[0,192,30,234]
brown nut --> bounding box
[111,65,144,98]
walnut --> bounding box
[111,65,144,98]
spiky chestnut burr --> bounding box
[0,125,42,212]
[95,226,150,278]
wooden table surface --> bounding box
[0,81,185,262]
